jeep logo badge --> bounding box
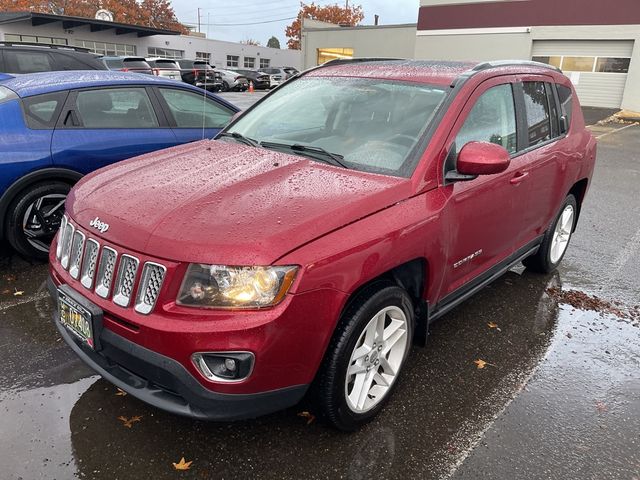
[89,217,109,234]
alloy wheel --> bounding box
[344,305,409,413]
[550,204,575,264]
[21,193,66,253]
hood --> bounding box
[68,140,410,265]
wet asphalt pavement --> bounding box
[0,107,638,479]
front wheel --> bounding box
[316,285,413,431]
[524,194,577,273]
[6,181,70,260]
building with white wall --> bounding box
[301,0,640,111]
[0,11,301,71]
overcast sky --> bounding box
[170,0,419,45]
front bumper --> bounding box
[48,278,307,420]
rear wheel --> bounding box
[316,285,413,431]
[524,194,577,273]
[6,181,70,260]
[222,81,230,92]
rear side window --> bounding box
[75,88,159,128]
[23,91,67,129]
[104,58,124,69]
[522,82,552,147]
[158,88,233,128]
[557,85,573,129]
[455,84,517,154]
[4,50,53,73]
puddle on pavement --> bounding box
[1,269,573,480]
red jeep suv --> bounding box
[48,59,596,430]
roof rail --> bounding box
[472,60,562,73]
[0,41,91,53]
[322,57,406,67]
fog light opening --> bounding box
[193,352,254,382]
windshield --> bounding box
[226,76,447,177]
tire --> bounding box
[523,194,577,274]
[222,81,230,92]
[316,284,414,431]
[6,181,70,260]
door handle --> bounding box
[510,171,529,185]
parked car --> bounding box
[0,70,238,259]
[0,41,107,74]
[146,59,182,81]
[176,59,223,91]
[48,59,596,430]
[217,69,249,91]
[229,68,270,89]
[102,56,153,75]
[260,67,285,88]
[282,66,299,79]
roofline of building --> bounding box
[0,11,181,37]
[302,23,417,33]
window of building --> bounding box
[227,55,239,67]
[158,88,234,129]
[317,47,354,65]
[75,88,158,129]
[147,47,183,60]
[4,34,68,45]
[75,40,135,56]
[196,52,210,62]
[532,55,631,74]
[455,84,517,154]
[244,56,255,68]
[260,58,270,69]
[522,82,552,147]
[595,57,631,73]
[532,56,561,69]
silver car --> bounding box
[146,58,182,81]
[217,69,249,91]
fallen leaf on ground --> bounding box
[115,388,127,396]
[595,401,607,413]
[13,289,24,296]
[2,289,10,295]
[117,415,142,428]
[487,322,502,331]
[297,411,316,425]
[172,457,193,470]
[4,274,16,282]
[474,359,495,369]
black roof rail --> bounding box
[322,57,407,67]
[472,60,562,73]
[0,41,91,53]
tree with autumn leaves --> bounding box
[285,2,364,50]
[0,0,188,33]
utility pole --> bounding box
[345,0,349,8]
[197,8,201,33]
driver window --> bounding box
[455,84,517,154]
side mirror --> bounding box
[456,141,511,176]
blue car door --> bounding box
[153,87,236,143]
[51,86,179,174]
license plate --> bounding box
[59,290,94,348]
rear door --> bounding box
[154,87,235,143]
[51,86,178,174]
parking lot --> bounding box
[0,102,638,480]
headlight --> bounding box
[177,264,298,309]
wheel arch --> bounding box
[0,167,82,240]
[339,258,430,347]
[568,178,589,230]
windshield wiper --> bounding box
[217,131,260,148]
[261,141,348,169]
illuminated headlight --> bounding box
[177,264,298,309]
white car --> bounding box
[217,69,249,91]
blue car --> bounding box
[0,70,239,259]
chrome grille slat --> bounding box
[95,246,117,298]
[112,254,139,307]
[68,230,85,279]
[134,262,166,314]
[55,215,67,260]
[60,222,75,270]
[80,239,100,289]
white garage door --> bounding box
[532,40,634,108]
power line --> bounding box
[184,16,297,27]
